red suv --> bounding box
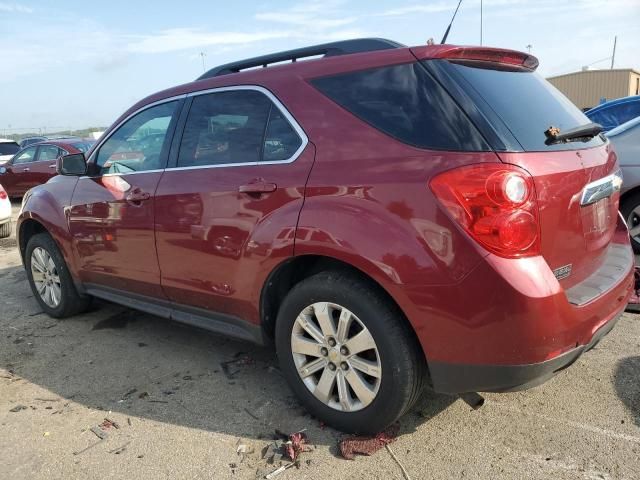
[16,39,634,433]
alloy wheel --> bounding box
[30,247,61,308]
[290,302,381,412]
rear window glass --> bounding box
[0,143,19,155]
[443,62,604,151]
[311,62,489,151]
[71,142,94,153]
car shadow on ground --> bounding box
[0,263,457,450]
[614,355,640,427]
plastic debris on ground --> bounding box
[339,424,400,460]
[262,429,311,479]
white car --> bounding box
[0,184,11,238]
[0,139,21,165]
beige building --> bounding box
[547,68,640,110]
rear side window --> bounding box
[312,62,489,151]
[37,145,61,161]
[441,61,605,151]
[177,90,303,167]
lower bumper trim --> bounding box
[429,310,623,394]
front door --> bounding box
[3,145,37,196]
[154,87,313,320]
[68,100,181,298]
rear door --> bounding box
[29,144,60,189]
[154,87,313,318]
[68,99,182,298]
[425,57,618,287]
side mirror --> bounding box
[57,153,87,176]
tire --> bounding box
[0,221,11,239]
[621,192,640,253]
[275,270,425,434]
[25,232,91,318]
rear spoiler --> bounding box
[412,45,539,71]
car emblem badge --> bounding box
[553,264,572,280]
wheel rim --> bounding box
[627,206,640,243]
[30,247,61,308]
[291,302,381,412]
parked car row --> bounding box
[0,138,93,198]
[16,39,634,434]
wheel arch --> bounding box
[260,254,427,364]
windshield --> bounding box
[438,61,605,151]
[0,143,20,155]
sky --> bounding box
[0,0,638,132]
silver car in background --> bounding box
[609,116,640,251]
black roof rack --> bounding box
[197,38,404,80]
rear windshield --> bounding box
[0,143,19,155]
[71,142,94,153]
[440,61,604,151]
[311,62,489,151]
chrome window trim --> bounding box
[168,85,308,171]
[85,94,187,169]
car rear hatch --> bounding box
[416,46,624,291]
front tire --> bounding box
[275,270,425,434]
[25,233,90,318]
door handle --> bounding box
[22,168,30,172]
[49,164,56,169]
[125,188,151,204]
[238,182,277,194]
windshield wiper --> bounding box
[544,122,603,145]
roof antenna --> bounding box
[440,0,463,44]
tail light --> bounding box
[432,47,539,71]
[430,164,540,258]
[0,186,7,200]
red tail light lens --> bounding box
[0,186,7,200]
[430,164,540,258]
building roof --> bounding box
[547,68,640,80]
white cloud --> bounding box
[255,12,356,29]
[125,28,294,54]
[0,2,33,13]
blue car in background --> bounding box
[586,95,640,132]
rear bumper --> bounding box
[428,307,623,393]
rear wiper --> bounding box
[544,122,603,145]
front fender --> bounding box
[17,177,79,275]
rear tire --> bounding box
[275,270,425,434]
[0,221,11,239]
[621,192,640,253]
[25,232,90,318]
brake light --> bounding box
[0,186,7,200]
[434,47,539,71]
[430,164,540,258]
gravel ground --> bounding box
[1,201,639,480]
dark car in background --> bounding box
[586,95,640,132]
[0,139,93,197]
[19,136,48,148]
[0,139,21,165]
[16,39,634,434]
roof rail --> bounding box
[197,38,404,80]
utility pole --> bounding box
[526,44,532,54]
[610,36,617,69]
[200,51,206,73]
[480,0,483,45]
